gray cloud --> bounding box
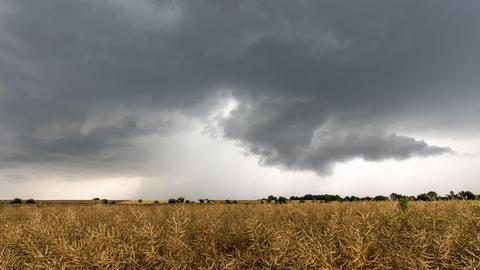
[0,0,477,177]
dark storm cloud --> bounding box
[0,0,476,175]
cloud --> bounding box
[0,0,478,180]
[221,97,452,174]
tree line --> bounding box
[288,190,479,202]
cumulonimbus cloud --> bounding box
[0,0,476,178]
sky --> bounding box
[0,0,479,200]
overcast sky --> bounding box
[0,0,479,199]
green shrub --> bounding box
[398,196,408,212]
[168,198,176,204]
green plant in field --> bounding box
[398,196,408,212]
[154,200,159,204]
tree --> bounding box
[427,191,438,200]
[267,195,277,203]
[101,199,109,204]
[176,197,185,203]
[458,191,476,200]
[137,199,143,204]
[10,198,22,204]
[390,193,404,200]
[374,195,388,201]
[25,199,35,204]
[154,200,159,204]
[168,198,176,204]
[277,196,288,204]
[416,193,429,201]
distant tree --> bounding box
[427,191,438,200]
[458,191,476,200]
[233,200,238,204]
[110,201,116,204]
[267,195,277,203]
[448,191,456,200]
[176,197,185,203]
[390,193,404,200]
[101,199,108,204]
[277,196,288,204]
[374,195,388,201]
[168,198,176,204]
[154,200,159,204]
[260,200,264,204]
[25,199,35,204]
[416,193,429,201]
[137,199,143,204]
[225,200,232,204]
[199,199,204,203]
[93,198,100,201]
[185,200,190,204]
[10,198,22,204]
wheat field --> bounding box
[0,201,479,269]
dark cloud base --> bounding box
[0,0,476,177]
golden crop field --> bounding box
[1,201,479,269]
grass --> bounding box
[0,201,479,269]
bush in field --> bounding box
[10,198,22,204]
[398,196,408,211]
[225,200,232,204]
[138,199,143,204]
[154,200,159,204]
[101,199,108,204]
[25,199,35,204]
[199,199,204,203]
[168,199,176,204]
[110,201,116,204]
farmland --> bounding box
[0,200,479,269]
